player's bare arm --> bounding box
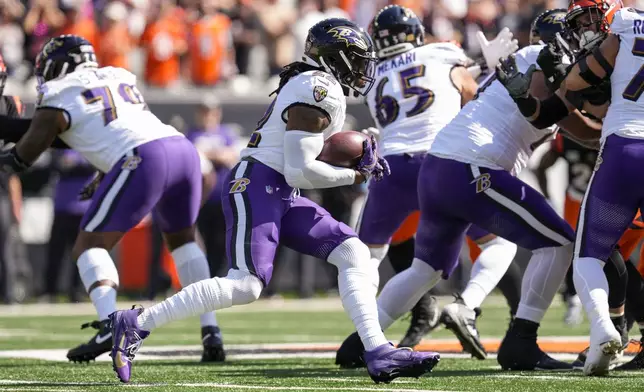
[15,108,67,163]
[450,66,479,107]
[286,104,330,133]
[0,108,66,174]
[0,114,70,148]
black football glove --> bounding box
[496,55,537,101]
[537,43,570,92]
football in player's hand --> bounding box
[317,131,368,168]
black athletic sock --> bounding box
[512,318,539,337]
[564,266,576,298]
[387,237,415,274]
[604,249,627,309]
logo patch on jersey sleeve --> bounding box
[313,85,328,102]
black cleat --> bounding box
[201,326,225,362]
[441,298,487,360]
[615,339,644,370]
[398,295,440,348]
[67,320,112,363]
[497,318,573,371]
[335,331,365,369]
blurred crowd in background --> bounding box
[2,0,643,96]
[2,0,641,304]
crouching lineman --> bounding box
[0,35,225,363]
[107,18,440,384]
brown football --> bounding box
[317,131,367,168]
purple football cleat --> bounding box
[109,306,150,383]
[364,343,440,383]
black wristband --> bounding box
[531,94,570,129]
[515,95,539,118]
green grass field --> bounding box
[0,296,642,392]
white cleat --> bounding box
[583,331,623,376]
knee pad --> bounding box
[77,248,119,292]
[226,269,263,306]
[327,237,371,270]
[328,237,378,288]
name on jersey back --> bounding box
[376,52,416,76]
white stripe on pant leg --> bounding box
[232,161,249,272]
[470,165,570,246]
[84,152,134,232]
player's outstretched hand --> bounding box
[79,171,105,201]
[496,55,536,101]
[477,27,519,70]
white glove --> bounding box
[476,27,519,71]
[360,127,380,140]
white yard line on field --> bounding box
[0,344,586,363]
[0,380,454,392]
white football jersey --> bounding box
[38,66,180,173]
[603,8,644,141]
[240,70,346,174]
[430,45,557,176]
[366,43,470,156]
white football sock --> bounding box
[172,242,218,327]
[77,248,119,321]
[368,245,388,290]
[461,237,517,309]
[89,286,117,321]
[327,238,388,351]
[573,256,612,331]
[516,243,573,323]
[137,269,263,331]
[517,243,573,323]
[377,258,442,330]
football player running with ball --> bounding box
[108,18,440,384]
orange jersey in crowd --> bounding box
[98,24,132,69]
[140,14,186,87]
[189,14,232,85]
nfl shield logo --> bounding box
[313,85,328,102]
